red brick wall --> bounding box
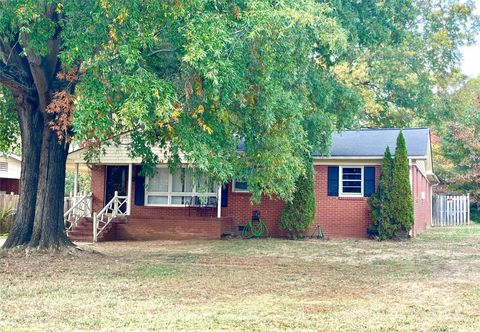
[223,183,286,237]
[312,165,381,238]
[0,178,19,194]
[115,218,226,240]
[89,163,432,240]
[412,165,432,236]
[91,165,106,212]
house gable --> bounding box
[0,154,21,180]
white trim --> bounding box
[73,163,79,198]
[127,163,133,215]
[409,159,413,191]
[144,166,217,207]
[339,166,364,197]
[315,159,382,166]
[217,185,222,218]
[232,180,249,193]
[314,155,427,160]
[430,185,433,226]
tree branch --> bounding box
[0,61,34,92]
[148,48,176,57]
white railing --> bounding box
[64,192,92,234]
[93,191,128,242]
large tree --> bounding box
[0,0,477,251]
[435,76,480,211]
[327,0,479,128]
[0,0,360,250]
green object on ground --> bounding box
[242,219,268,239]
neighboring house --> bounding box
[0,153,21,195]
[66,128,439,241]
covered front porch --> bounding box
[66,157,228,242]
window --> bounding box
[145,167,217,206]
[0,162,7,172]
[339,166,363,196]
[232,180,248,192]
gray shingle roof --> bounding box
[314,128,430,158]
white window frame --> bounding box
[339,166,364,197]
[0,161,7,172]
[145,166,217,207]
[232,180,249,193]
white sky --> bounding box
[461,35,480,77]
[460,1,480,77]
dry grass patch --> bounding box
[1,226,480,331]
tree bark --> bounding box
[1,20,73,251]
[2,95,43,249]
[29,124,71,249]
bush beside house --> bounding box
[369,131,414,240]
[280,161,316,239]
[368,146,395,239]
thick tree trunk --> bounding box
[2,96,44,249]
[29,125,71,249]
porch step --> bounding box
[67,217,117,242]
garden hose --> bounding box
[242,219,268,238]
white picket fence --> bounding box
[432,194,470,227]
[0,194,19,211]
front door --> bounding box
[105,166,128,212]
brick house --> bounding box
[66,128,438,241]
[0,153,21,195]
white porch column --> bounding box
[217,185,222,219]
[127,163,133,215]
[73,163,79,199]
[409,159,413,190]
[430,185,433,226]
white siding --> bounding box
[0,156,21,179]
[67,136,183,165]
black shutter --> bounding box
[327,166,339,196]
[134,165,145,206]
[364,167,376,197]
[221,183,228,207]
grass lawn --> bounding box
[2,226,480,331]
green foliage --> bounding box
[329,0,480,128]
[435,77,480,202]
[65,0,361,203]
[64,172,91,197]
[0,205,15,234]
[391,131,414,237]
[1,0,478,205]
[280,160,316,239]
[369,133,414,240]
[0,87,19,153]
[368,146,395,239]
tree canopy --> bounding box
[435,76,480,203]
[0,1,479,249]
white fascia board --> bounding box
[314,155,427,160]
